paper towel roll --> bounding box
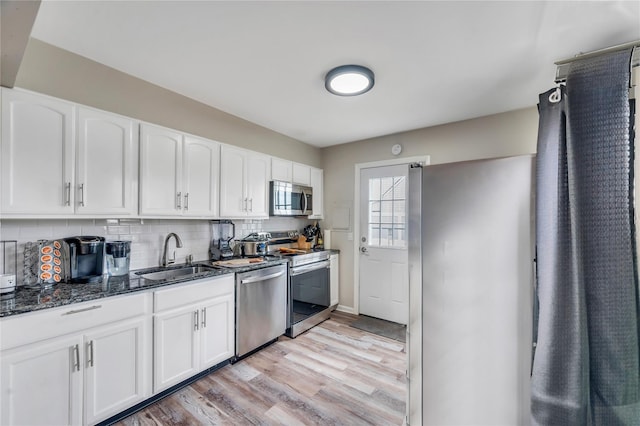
[324,230,331,249]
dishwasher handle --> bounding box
[240,270,285,284]
[290,260,330,276]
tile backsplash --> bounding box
[0,217,314,284]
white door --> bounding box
[153,306,198,393]
[219,144,248,217]
[183,136,219,217]
[199,294,234,369]
[83,317,149,425]
[139,124,183,216]
[359,164,409,325]
[1,88,75,215]
[0,335,83,426]
[76,107,137,216]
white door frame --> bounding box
[353,155,430,315]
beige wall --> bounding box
[13,39,321,167]
[321,106,539,310]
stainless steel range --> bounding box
[266,231,332,337]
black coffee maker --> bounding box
[64,236,105,283]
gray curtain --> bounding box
[531,48,640,425]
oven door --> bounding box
[290,261,330,306]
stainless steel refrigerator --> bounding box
[407,155,534,425]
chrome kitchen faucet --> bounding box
[161,233,183,267]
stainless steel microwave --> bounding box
[269,181,313,216]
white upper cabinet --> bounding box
[271,157,312,186]
[1,88,76,215]
[182,135,220,217]
[76,106,138,216]
[140,124,220,217]
[1,88,138,217]
[140,124,183,216]
[309,167,324,219]
[220,145,270,218]
[271,157,293,182]
[292,162,311,186]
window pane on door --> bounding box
[367,175,407,248]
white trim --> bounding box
[353,155,430,315]
[335,305,355,315]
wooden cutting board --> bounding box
[279,248,307,254]
[214,258,265,268]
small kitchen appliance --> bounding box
[269,181,313,216]
[105,241,131,276]
[0,240,17,294]
[64,236,105,283]
[210,220,235,260]
[238,232,270,257]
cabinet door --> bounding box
[199,293,235,369]
[0,334,83,426]
[245,152,270,218]
[292,162,311,186]
[330,254,340,307]
[183,136,219,217]
[1,88,75,215]
[76,107,138,216]
[140,124,183,215]
[271,158,292,182]
[153,306,198,393]
[83,316,150,425]
[219,144,248,217]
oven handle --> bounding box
[240,270,285,284]
[290,260,330,276]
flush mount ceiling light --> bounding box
[325,65,375,96]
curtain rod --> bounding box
[554,40,640,83]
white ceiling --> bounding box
[30,1,639,147]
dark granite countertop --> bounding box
[0,258,288,318]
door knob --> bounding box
[360,247,368,255]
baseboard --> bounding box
[336,305,355,314]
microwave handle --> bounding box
[302,189,308,214]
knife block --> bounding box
[297,236,312,250]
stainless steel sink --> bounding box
[135,264,218,282]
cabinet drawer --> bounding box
[154,275,234,313]
[0,292,151,351]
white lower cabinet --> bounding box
[0,294,152,426]
[153,275,235,393]
[83,317,149,425]
[0,334,83,426]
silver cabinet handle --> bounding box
[243,198,248,211]
[79,183,85,207]
[184,193,189,211]
[177,192,182,209]
[241,270,285,284]
[62,305,102,316]
[65,182,71,206]
[194,310,199,331]
[87,340,94,368]
[249,198,253,212]
[73,344,80,372]
[202,307,206,328]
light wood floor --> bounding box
[116,311,407,425]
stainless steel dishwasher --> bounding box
[235,264,287,358]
